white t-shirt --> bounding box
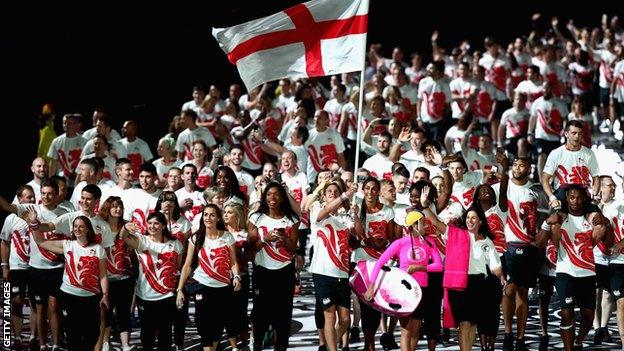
[568,62,594,96]
[543,146,599,190]
[450,171,484,209]
[47,134,88,179]
[249,213,298,270]
[449,77,477,118]
[123,188,162,234]
[515,79,544,104]
[82,128,121,142]
[12,180,42,204]
[120,138,154,182]
[60,240,105,297]
[175,187,206,223]
[176,127,217,162]
[613,61,624,103]
[479,53,511,94]
[417,77,452,124]
[500,108,530,138]
[79,152,117,182]
[82,138,127,161]
[341,102,359,140]
[323,98,345,130]
[308,202,352,278]
[191,232,235,288]
[605,200,624,264]
[240,136,263,171]
[537,61,568,97]
[16,204,68,269]
[1,214,30,270]
[52,211,114,249]
[282,171,310,229]
[556,214,596,277]
[135,234,182,301]
[595,49,617,88]
[530,96,568,141]
[362,153,394,181]
[463,149,496,172]
[233,169,254,198]
[505,180,539,244]
[352,205,395,262]
[305,128,345,184]
[106,233,132,281]
[485,204,508,256]
[170,216,192,244]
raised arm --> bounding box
[435,169,453,213]
[317,183,357,222]
[119,222,141,250]
[421,186,448,234]
[26,209,63,255]
[497,151,509,212]
[390,127,411,162]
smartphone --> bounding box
[274,172,282,183]
[379,119,390,126]
[357,175,367,183]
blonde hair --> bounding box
[224,202,246,230]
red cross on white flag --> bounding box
[212,0,369,91]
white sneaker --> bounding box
[599,119,611,133]
[122,346,138,351]
[615,130,623,141]
[102,342,109,351]
[613,119,621,134]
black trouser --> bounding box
[251,262,296,351]
[137,296,176,351]
[59,291,101,351]
[174,295,189,346]
[106,278,134,333]
[195,285,234,347]
[227,273,250,337]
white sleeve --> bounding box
[1,216,13,241]
[588,151,600,178]
[47,138,58,160]
[334,131,345,154]
[487,239,502,270]
[52,214,72,236]
[309,202,322,224]
[140,141,154,161]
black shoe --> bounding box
[349,326,360,343]
[515,338,528,351]
[503,333,514,351]
[387,335,399,350]
[318,345,328,351]
[593,327,604,345]
[573,344,583,351]
[441,328,451,344]
[604,327,613,343]
[538,336,549,351]
[380,332,393,351]
[341,346,350,351]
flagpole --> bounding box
[353,39,367,184]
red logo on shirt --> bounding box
[554,165,591,187]
[66,251,100,294]
[199,245,231,285]
[363,220,389,259]
[11,230,30,263]
[139,249,179,295]
[560,228,595,271]
[107,237,131,276]
[258,225,294,262]
[487,213,507,254]
[317,224,351,273]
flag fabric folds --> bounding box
[212,0,369,91]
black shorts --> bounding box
[29,267,63,304]
[537,274,555,298]
[8,269,29,299]
[312,273,351,310]
[555,273,596,310]
[503,135,526,156]
[296,228,310,256]
[448,274,488,324]
[599,87,610,108]
[595,263,611,290]
[610,263,624,301]
[503,244,539,288]
[533,139,561,155]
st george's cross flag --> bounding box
[212,0,369,91]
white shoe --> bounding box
[102,342,109,351]
[613,119,621,134]
[615,130,623,141]
[122,346,138,351]
[599,119,611,133]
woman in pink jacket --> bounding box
[365,211,443,351]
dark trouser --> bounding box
[174,295,189,346]
[251,262,296,351]
[106,278,134,333]
[226,273,250,337]
[137,296,176,351]
[422,271,443,341]
[59,291,101,351]
[195,285,233,347]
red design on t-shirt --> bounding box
[537,108,562,136]
[58,149,82,178]
[127,153,143,181]
[139,250,179,295]
[487,213,507,254]
[475,90,493,118]
[36,231,64,262]
[554,165,591,187]
[363,220,389,259]
[107,237,131,276]
[506,200,536,243]
[12,230,30,263]
[490,65,507,92]
[258,225,294,262]
[199,245,231,285]
[560,228,595,271]
[424,91,446,119]
[66,251,100,294]
[317,224,351,273]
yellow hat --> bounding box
[405,211,423,227]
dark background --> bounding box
[2,1,622,200]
